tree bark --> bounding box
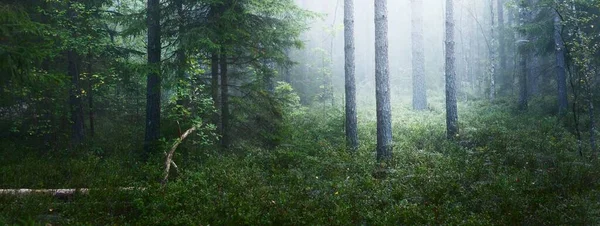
[518,0,529,111]
[144,0,162,155]
[497,0,506,78]
[220,52,230,149]
[211,53,220,129]
[176,0,186,106]
[345,0,358,151]
[375,0,393,162]
[87,53,94,137]
[411,0,427,110]
[67,4,84,145]
[445,0,459,139]
[489,0,497,101]
[553,12,568,115]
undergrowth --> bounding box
[1,98,599,225]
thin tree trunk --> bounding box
[489,0,497,101]
[412,0,427,110]
[553,11,568,115]
[220,52,230,149]
[176,0,186,106]
[497,0,506,78]
[87,53,94,137]
[445,0,459,139]
[375,0,393,162]
[518,0,529,110]
[211,53,220,129]
[345,0,358,151]
[144,0,162,155]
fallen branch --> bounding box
[0,187,142,199]
[162,126,196,186]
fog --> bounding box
[289,0,498,109]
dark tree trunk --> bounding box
[411,0,427,110]
[67,3,84,145]
[220,52,230,149]
[554,12,568,115]
[518,0,529,110]
[445,0,459,139]
[497,0,506,76]
[68,50,85,145]
[375,0,393,162]
[211,53,220,128]
[176,0,186,105]
[345,0,358,151]
[144,0,162,155]
[87,53,94,137]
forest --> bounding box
[1,0,600,224]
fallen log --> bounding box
[0,187,142,199]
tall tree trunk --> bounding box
[489,0,497,101]
[553,12,568,115]
[87,53,94,137]
[411,0,427,110]
[220,52,230,149]
[344,0,358,151]
[517,0,529,110]
[375,0,393,162]
[67,4,84,145]
[497,0,506,79]
[176,0,186,105]
[211,53,220,129]
[144,0,162,155]
[68,50,85,145]
[445,0,459,139]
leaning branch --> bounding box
[162,126,197,186]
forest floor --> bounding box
[1,97,599,225]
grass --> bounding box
[1,97,599,225]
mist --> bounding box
[290,0,495,109]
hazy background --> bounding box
[289,0,496,109]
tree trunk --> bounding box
[211,53,220,129]
[220,52,230,149]
[445,0,459,139]
[553,12,568,115]
[345,0,358,151]
[176,0,186,105]
[411,0,427,110]
[144,0,162,155]
[489,0,497,101]
[517,0,529,111]
[87,53,94,137]
[67,4,84,145]
[68,50,85,145]
[375,0,393,162]
[497,0,506,78]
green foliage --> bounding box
[3,101,600,225]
